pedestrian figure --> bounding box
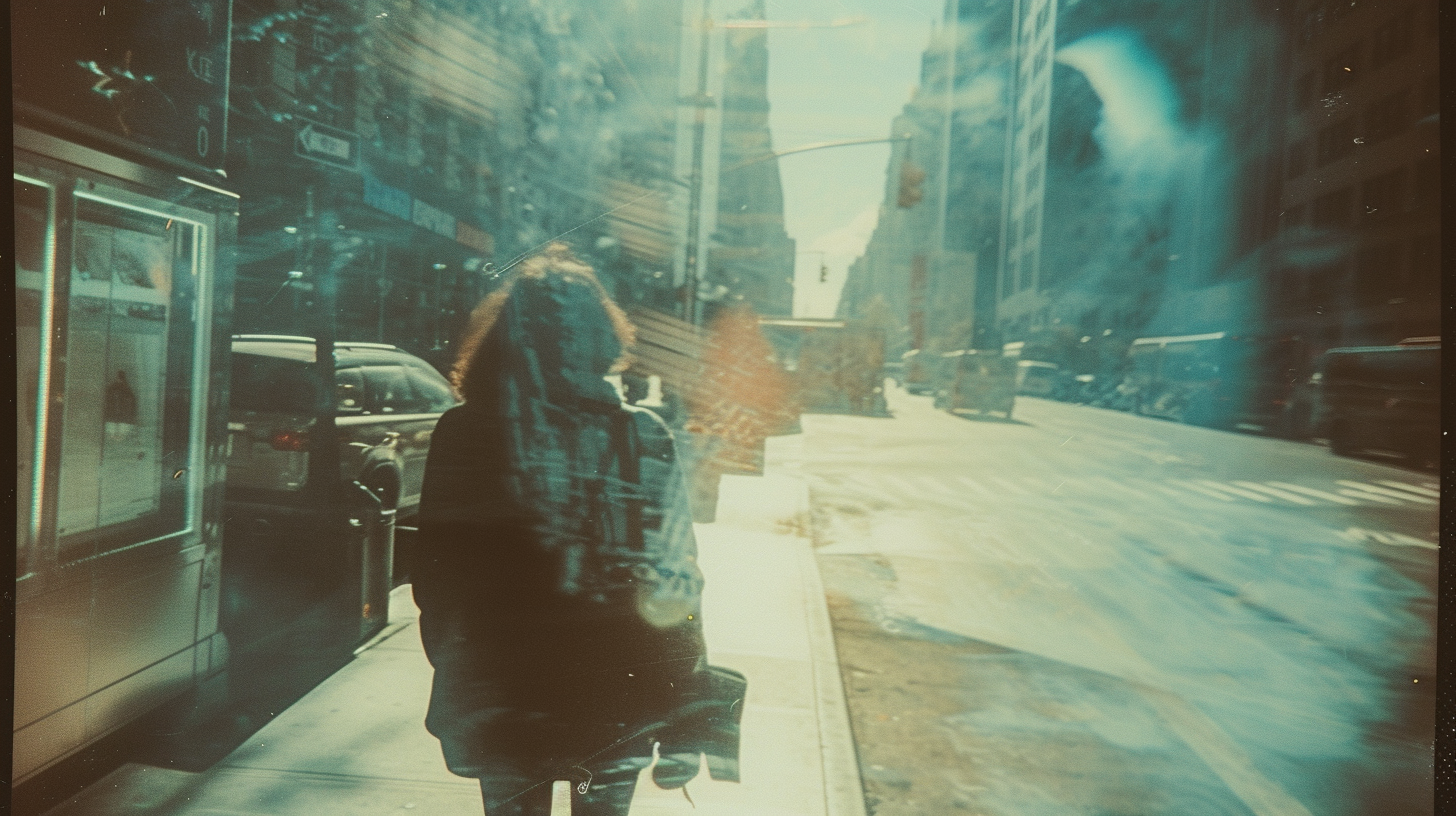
[414,243,742,815]
[104,370,139,439]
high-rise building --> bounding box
[838,0,1015,355]
[1264,0,1439,349]
[706,0,797,320]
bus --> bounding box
[1316,338,1439,466]
[1122,332,1307,431]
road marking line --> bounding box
[1172,481,1239,502]
[1377,480,1440,498]
[1197,480,1275,503]
[1336,489,1404,506]
[1337,480,1437,504]
[1233,482,1319,506]
[1152,484,1193,501]
[1139,687,1316,816]
[1265,482,1361,506]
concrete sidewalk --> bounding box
[42,463,866,815]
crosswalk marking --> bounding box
[1265,481,1362,506]
[1335,488,1404,506]
[1337,480,1438,505]
[1378,480,1440,499]
[824,473,1437,510]
[1173,481,1239,502]
[1196,480,1275,503]
[1232,481,1319,506]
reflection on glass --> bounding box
[15,179,49,577]
[56,199,196,558]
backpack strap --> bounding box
[611,409,647,552]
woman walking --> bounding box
[413,243,725,815]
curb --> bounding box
[718,468,868,816]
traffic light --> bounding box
[897,159,925,209]
[819,264,829,283]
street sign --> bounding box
[294,117,360,171]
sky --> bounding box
[761,0,939,317]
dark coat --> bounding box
[414,401,709,781]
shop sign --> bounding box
[364,175,413,221]
[13,0,232,173]
[294,117,360,170]
[412,199,455,238]
[456,222,494,253]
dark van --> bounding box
[1317,338,1439,466]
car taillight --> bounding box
[269,429,309,452]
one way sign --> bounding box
[295,117,360,170]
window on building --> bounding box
[1311,187,1353,230]
[1279,204,1306,234]
[1369,13,1412,68]
[1292,71,1317,111]
[1353,241,1404,305]
[1412,155,1440,211]
[1024,163,1043,197]
[421,102,448,176]
[1034,2,1051,33]
[1364,89,1411,144]
[1028,124,1046,154]
[1322,43,1362,95]
[1416,73,1438,118]
[1409,233,1439,301]
[1032,47,1049,77]
[377,76,408,154]
[1305,260,1345,310]
[1315,116,1358,165]
[1285,138,1310,179]
[1360,169,1406,218]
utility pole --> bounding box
[683,5,715,327]
[305,186,343,511]
[933,0,960,351]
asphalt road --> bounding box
[796,384,1437,816]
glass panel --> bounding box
[403,360,458,413]
[15,178,51,577]
[360,365,415,414]
[56,197,197,560]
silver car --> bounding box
[225,334,460,528]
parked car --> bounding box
[935,350,1016,418]
[225,335,461,581]
[1015,360,1061,397]
[1315,337,1439,467]
[901,349,934,394]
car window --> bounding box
[231,354,318,414]
[335,367,365,413]
[360,365,422,414]
[403,360,459,413]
